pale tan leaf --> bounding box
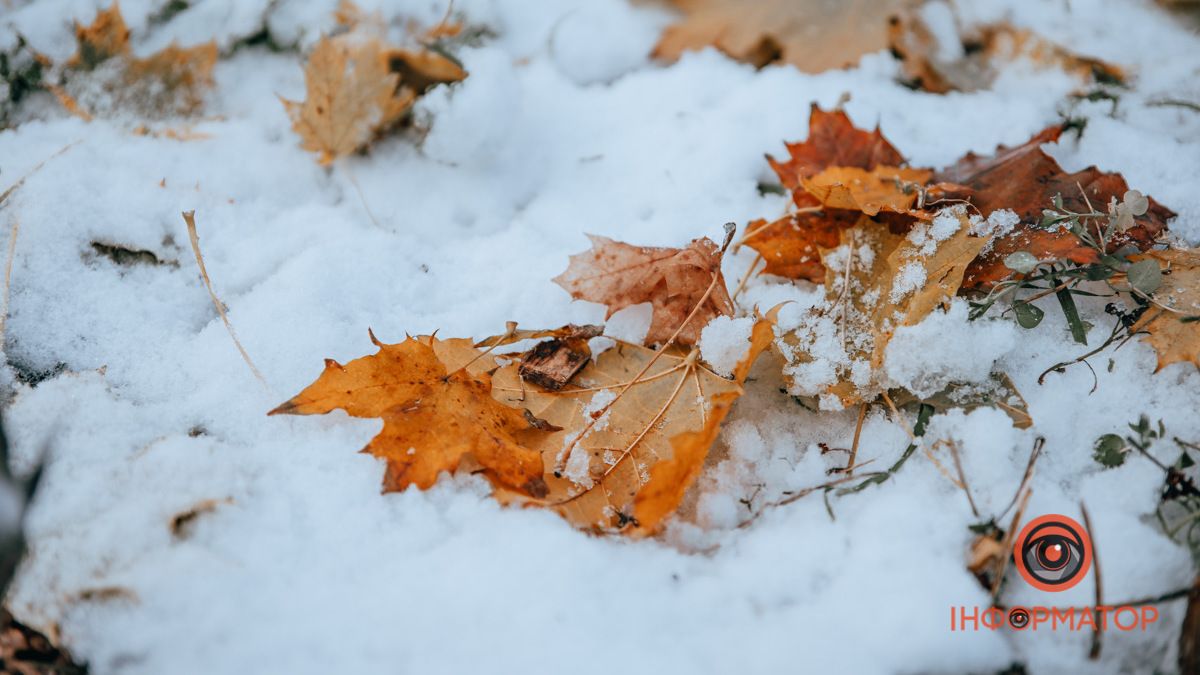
[282,35,416,165]
[654,0,914,73]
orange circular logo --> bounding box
[1012,514,1092,592]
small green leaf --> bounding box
[1040,211,1060,228]
[1127,259,1163,295]
[1004,251,1039,274]
[1053,193,1064,210]
[1013,301,1044,329]
[1093,434,1128,468]
[1180,451,1195,469]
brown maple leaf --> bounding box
[59,4,217,119]
[491,310,778,535]
[270,332,547,495]
[933,126,1175,288]
[745,105,911,282]
[767,104,906,197]
[1130,249,1200,371]
[553,229,736,347]
[654,0,913,74]
[779,211,988,407]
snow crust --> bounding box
[1,0,1199,673]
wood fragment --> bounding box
[519,339,590,390]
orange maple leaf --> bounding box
[270,333,547,496]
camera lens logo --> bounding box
[1013,514,1092,592]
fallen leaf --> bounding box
[800,165,933,216]
[890,12,1125,94]
[282,35,416,166]
[388,48,467,94]
[933,126,1175,288]
[768,104,906,198]
[61,4,217,118]
[1130,249,1200,370]
[654,0,913,74]
[743,210,858,281]
[746,106,909,281]
[491,310,778,535]
[270,332,547,495]
[553,231,735,347]
[779,211,988,407]
[888,371,1032,429]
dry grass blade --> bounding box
[182,211,268,388]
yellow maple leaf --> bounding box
[800,166,934,217]
[779,211,987,407]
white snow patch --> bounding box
[699,315,754,377]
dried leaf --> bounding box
[933,126,1175,288]
[69,4,131,69]
[800,166,933,216]
[270,333,547,495]
[890,13,1125,94]
[654,0,914,74]
[768,104,905,198]
[743,210,858,281]
[779,212,988,407]
[387,48,467,94]
[553,233,735,347]
[282,35,416,165]
[63,4,216,118]
[1131,249,1200,370]
[888,371,1032,429]
[282,3,466,164]
[746,106,909,281]
[492,311,778,535]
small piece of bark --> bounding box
[519,339,590,390]
[1182,577,1200,674]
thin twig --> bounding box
[182,211,269,388]
[0,217,18,347]
[730,253,762,303]
[341,161,383,229]
[737,473,877,529]
[0,141,80,210]
[998,438,1044,521]
[947,438,979,518]
[992,487,1031,602]
[846,402,868,475]
[1081,502,1103,660]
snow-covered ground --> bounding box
[2,0,1200,673]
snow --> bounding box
[699,315,754,377]
[885,299,1018,398]
[0,0,1199,674]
